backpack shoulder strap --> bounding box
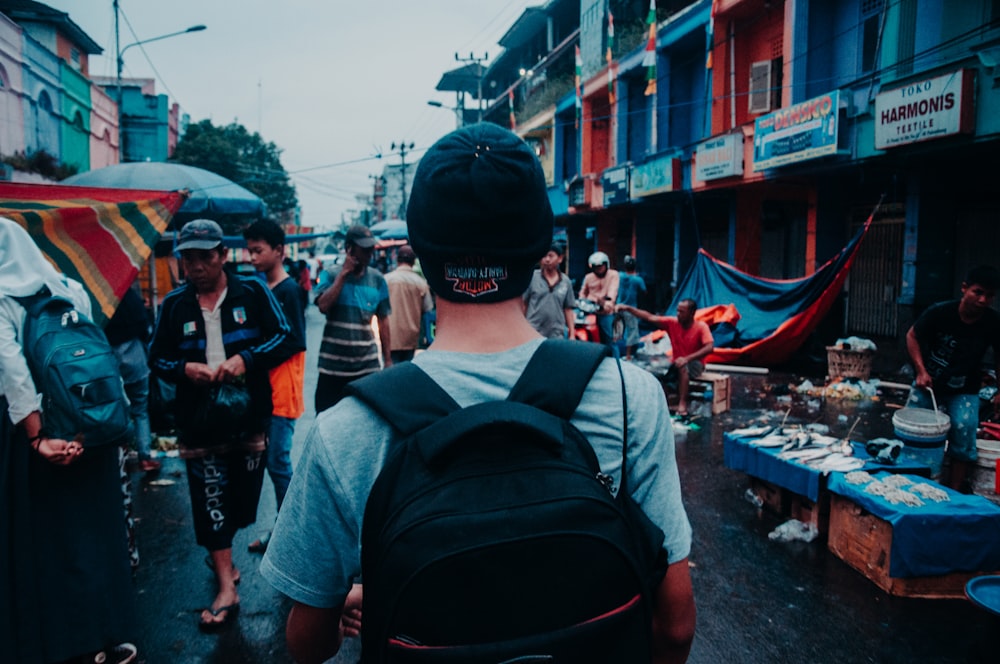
[345,362,461,436]
[508,339,610,419]
[11,287,58,317]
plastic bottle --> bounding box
[744,488,764,508]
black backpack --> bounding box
[14,289,133,448]
[347,339,667,663]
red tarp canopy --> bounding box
[665,205,877,366]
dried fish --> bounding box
[845,470,875,485]
[865,480,925,506]
[881,474,913,488]
[909,483,950,502]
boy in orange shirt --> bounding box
[244,220,307,552]
[616,298,714,417]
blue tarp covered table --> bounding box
[723,432,929,502]
[827,472,1000,578]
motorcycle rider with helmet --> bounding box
[578,251,620,344]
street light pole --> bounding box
[427,100,463,128]
[114,0,206,161]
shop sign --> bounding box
[874,69,975,149]
[629,155,681,198]
[695,133,744,181]
[601,165,630,207]
[753,91,840,171]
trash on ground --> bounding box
[796,377,881,400]
[768,519,819,543]
[744,488,764,508]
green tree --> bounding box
[173,119,298,217]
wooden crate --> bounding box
[692,371,731,415]
[747,478,830,538]
[790,492,830,535]
[827,494,994,598]
[749,477,788,515]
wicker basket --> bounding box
[826,346,874,379]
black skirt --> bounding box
[1,398,137,663]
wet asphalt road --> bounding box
[127,306,998,663]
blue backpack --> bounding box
[15,289,133,448]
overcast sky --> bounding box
[45,1,537,230]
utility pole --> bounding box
[369,173,387,222]
[455,51,488,123]
[390,141,415,219]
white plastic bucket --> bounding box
[972,442,1000,505]
[977,438,1000,469]
[893,406,951,477]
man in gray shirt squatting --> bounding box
[260,122,696,663]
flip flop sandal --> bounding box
[198,602,240,631]
[204,555,241,585]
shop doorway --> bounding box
[846,204,904,338]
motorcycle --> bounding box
[573,298,601,342]
[573,298,626,346]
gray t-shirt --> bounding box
[261,338,692,609]
[523,269,576,339]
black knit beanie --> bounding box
[406,123,553,303]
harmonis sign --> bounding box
[874,70,975,149]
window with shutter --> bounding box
[748,60,772,114]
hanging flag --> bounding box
[509,89,516,130]
[643,0,657,96]
[575,45,583,129]
[706,0,718,69]
[607,6,616,105]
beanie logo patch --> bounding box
[444,261,508,298]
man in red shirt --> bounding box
[617,298,714,417]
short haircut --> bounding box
[243,218,285,248]
[678,297,697,310]
[397,245,417,265]
[549,242,566,256]
[965,265,1000,291]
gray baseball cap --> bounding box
[176,219,224,252]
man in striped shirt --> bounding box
[314,225,392,413]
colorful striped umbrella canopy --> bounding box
[0,182,184,326]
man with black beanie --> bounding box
[261,123,695,663]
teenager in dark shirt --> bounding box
[244,219,308,553]
[906,264,1000,491]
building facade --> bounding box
[463,0,1000,364]
[0,1,180,180]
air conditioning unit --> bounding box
[566,175,600,210]
[748,60,773,114]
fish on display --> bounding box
[730,425,775,438]
[752,434,791,448]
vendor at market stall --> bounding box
[905,265,1000,492]
[617,298,714,418]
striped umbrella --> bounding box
[0,182,184,326]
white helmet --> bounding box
[588,251,609,268]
